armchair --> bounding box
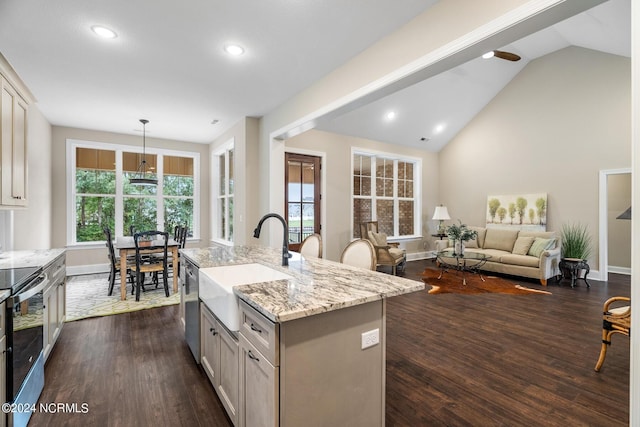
[359,221,406,275]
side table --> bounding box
[558,258,590,288]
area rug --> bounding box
[66,273,180,322]
[420,268,551,295]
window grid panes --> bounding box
[215,147,234,242]
[71,145,197,243]
[352,152,419,239]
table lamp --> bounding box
[432,205,450,234]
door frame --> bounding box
[285,147,326,258]
[598,167,632,281]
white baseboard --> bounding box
[608,266,631,275]
[66,263,110,277]
[406,251,436,261]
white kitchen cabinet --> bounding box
[238,333,278,427]
[43,254,66,361]
[0,75,28,208]
[200,303,238,425]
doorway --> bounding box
[599,168,632,280]
[285,153,321,252]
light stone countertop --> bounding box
[0,249,66,270]
[181,245,424,324]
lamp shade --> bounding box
[432,206,451,221]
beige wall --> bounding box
[607,173,631,270]
[209,117,260,246]
[286,129,439,261]
[13,104,52,250]
[438,46,631,270]
[257,0,602,248]
[51,126,210,270]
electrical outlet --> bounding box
[361,329,379,349]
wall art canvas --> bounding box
[486,193,547,231]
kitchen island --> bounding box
[181,245,423,427]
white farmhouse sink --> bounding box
[199,263,292,332]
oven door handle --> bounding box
[14,273,49,303]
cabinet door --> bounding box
[55,279,66,339]
[200,304,220,386]
[218,324,239,425]
[43,284,58,361]
[239,334,278,427]
[0,78,27,207]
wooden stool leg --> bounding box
[595,329,612,372]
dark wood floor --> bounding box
[30,261,629,426]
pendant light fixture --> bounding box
[129,119,158,186]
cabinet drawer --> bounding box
[46,254,66,285]
[239,300,279,366]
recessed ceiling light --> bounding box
[482,51,495,59]
[385,111,396,121]
[224,44,245,56]
[91,25,118,39]
[434,123,446,134]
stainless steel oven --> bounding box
[1,266,47,427]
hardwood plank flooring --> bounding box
[30,261,629,426]
[387,260,629,426]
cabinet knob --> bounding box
[210,327,217,336]
[250,323,262,334]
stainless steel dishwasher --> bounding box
[183,258,200,362]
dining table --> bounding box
[114,236,180,301]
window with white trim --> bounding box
[212,143,234,243]
[68,140,199,244]
[352,151,420,239]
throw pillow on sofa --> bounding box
[512,236,535,255]
[527,237,555,258]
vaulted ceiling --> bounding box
[316,0,630,152]
[0,0,630,149]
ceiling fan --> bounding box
[482,50,521,61]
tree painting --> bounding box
[486,194,547,231]
[508,203,516,224]
[497,207,507,223]
[536,197,547,225]
[516,197,527,224]
[488,198,501,223]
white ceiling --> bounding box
[317,0,631,152]
[0,0,438,143]
[0,1,630,148]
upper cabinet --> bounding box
[0,53,34,208]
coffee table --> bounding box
[436,250,491,285]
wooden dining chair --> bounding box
[299,233,322,259]
[131,230,170,301]
[340,239,376,270]
[104,226,135,296]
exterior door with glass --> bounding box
[285,153,321,252]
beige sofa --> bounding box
[435,227,561,285]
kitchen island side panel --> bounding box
[279,299,385,427]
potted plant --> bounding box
[559,222,593,286]
[560,222,593,261]
[445,220,477,256]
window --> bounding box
[213,142,234,243]
[352,150,420,239]
[68,140,199,244]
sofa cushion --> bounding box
[467,248,510,261]
[512,236,535,255]
[500,254,540,268]
[465,226,486,248]
[519,231,558,249]
[527,237,556,258]
[483,228,519,252]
